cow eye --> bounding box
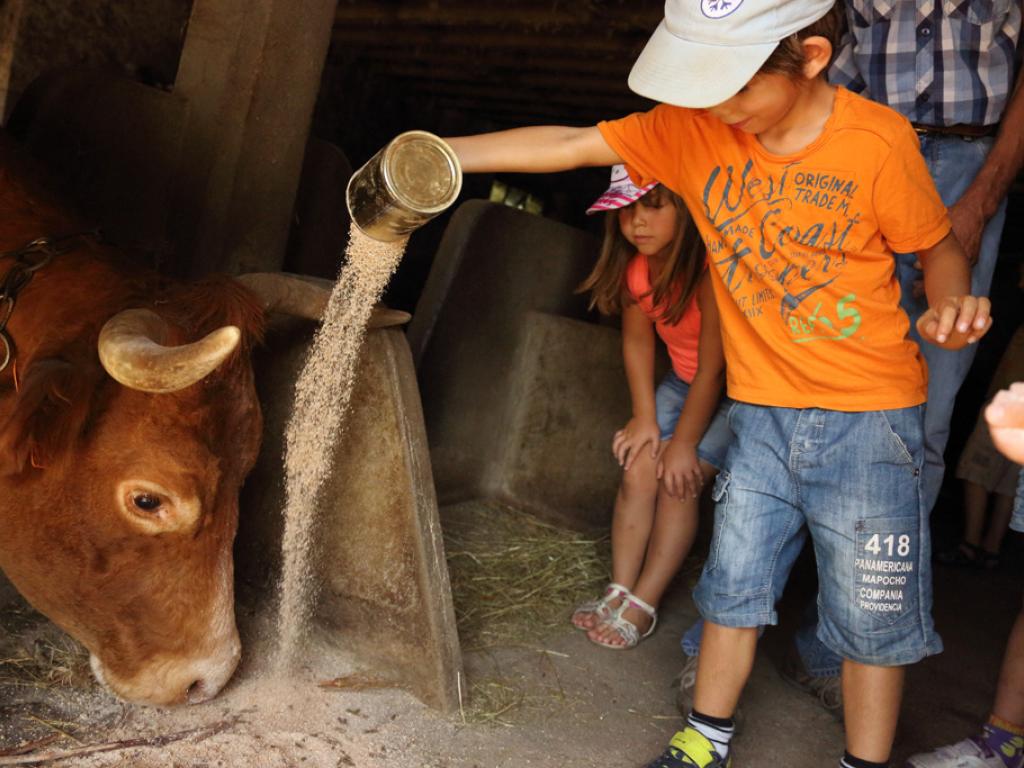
[117,481,197,534]
[132,493,163,512]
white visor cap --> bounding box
[628,0,836,109]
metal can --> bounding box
[346,130,463,242]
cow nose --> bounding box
[186,678,209,704]
[182,638,239,705]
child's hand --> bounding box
[613,417,661,470]
[657,438,702,499]
[916,294,992,350]
[986,383,1024,465]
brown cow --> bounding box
[0,133,357,706]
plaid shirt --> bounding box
[830,0,1022,127]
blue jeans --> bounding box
[899,134,1008,516]
[684,134,1007,675]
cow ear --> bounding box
[0,358,99,476]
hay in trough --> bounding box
[442,500,610,652]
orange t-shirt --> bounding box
[625,253,701,382]
[598,87,950,411]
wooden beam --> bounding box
[171,0,337,276]
[335,48,636,78]
[333,4,662,32]
[423,94,648,124]
[391,78,647,114]
[330,26,649,53]
[380,63,632,96]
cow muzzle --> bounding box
[88,629,241,706]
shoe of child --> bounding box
[588,591,657,649]
[571,582,629,631]
[778,643,842,721]
[905,737,1023,768]
[644,727,731,768]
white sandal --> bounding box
[571,582,629,631]
[589,591,658,650]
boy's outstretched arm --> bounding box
[915,231,992,349]
[446,126,622,174]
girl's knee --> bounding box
[655,490,698,517]
[621,458,658,497]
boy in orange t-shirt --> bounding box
[440,1,991,765]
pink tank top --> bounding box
[625,253,702,383]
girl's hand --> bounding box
[612,417,661,470]
[657,438,702,499]
[916,294,992,350]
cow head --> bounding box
[0,266,265,706]
[0,248,399,706]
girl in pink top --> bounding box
[572,165,731,649]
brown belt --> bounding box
[912,122,997,138]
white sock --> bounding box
[687,711,735,759]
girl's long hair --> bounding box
[578,185,705,325]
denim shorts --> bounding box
[692,402,942,667]
[655,371,735,470]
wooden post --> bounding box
[0,0,25,119]
[171,0,337,276]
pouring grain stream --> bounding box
[274,225,407,669]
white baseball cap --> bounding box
[628,0,836,108]
[586,165,657,215]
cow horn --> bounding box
[97,309,241,393]
[235,272,410,328]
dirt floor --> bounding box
[1,501,1021,767]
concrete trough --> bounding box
[237,316,463,712]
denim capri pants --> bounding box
[1011,470,1024,533]
[693,401,942,667]
[655,370,734,470]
